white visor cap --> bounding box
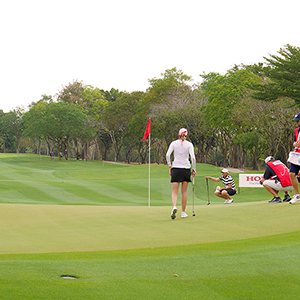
[178,128,188,138]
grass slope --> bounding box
[0,153,272,206]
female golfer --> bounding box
[205,168,236,204]
[166,128,196,219]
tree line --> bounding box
[0,44,299,170]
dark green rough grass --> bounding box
[1,232,300,300]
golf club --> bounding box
[192,176,195,216]
[206,178,210,205]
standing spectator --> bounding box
[289,113,300,204]
[166,128,196,219]
[64,146,68,160]
[49,152,54,160]
[260,156,292,203]
[205,169,236,204]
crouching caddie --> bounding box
[260,156,293,203]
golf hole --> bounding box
[61,275,78,279]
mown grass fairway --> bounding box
[1,154,300,299]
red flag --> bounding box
[143,118,151,142]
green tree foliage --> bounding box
[74,86,105,159]
[146,67,192,105]
[87,98,110,160]
[103,91,144,161]
[233,96,295,167]
[139,68,195,164]
[57,81,106,109]
[150,85,203,147]
[100,88,124,102]
[82,85,105,108]
[201,66,262,167]
[56,82,107,159]
[56,80,85,105]
[22,101,48,140]
[201,66,261,125]
[253,44,300,106]
[128,103,150,164]
[0,109,24,153]
[23,102,86,159]
[0,109,5,152]
[3,45,300,169]
[233,131,266,170]
[29,94,53,109]
[7,108,24,153]
[147,68,192,137]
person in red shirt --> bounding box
[289,113,300,204]
[260,156,293,203]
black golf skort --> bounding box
[171,167,191,183]
[224,188,236,196]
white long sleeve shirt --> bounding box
[166,139,196,171]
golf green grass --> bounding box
[1,202,300,254]
[2,232,300,300]
[1,154,300,299]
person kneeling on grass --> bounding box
[259,156,293,203]
[205,169,236,204]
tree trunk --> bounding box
[38,138,41,155]
[3,137,6,153]
[94,139,102,160]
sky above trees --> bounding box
[1,0,300,113]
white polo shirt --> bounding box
[166,139,196,170]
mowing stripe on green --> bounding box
[1,201,300,254]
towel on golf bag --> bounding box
[288,151,300,166]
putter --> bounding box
[192,176,195,216]
[206,178,210,205]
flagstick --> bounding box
[148,133,151,207]
[142,118,151,207]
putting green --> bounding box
[1,201,299,254]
